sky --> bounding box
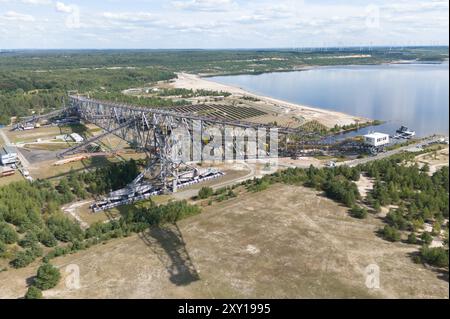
[0,0,448,49]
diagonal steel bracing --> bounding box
[63,95,322,211]
[57,119,136,158]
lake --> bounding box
[210,63,449,137]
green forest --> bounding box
[0,160,200,270]
[0,67,175,124]
[90,91,189,109]
[1,47,448,124]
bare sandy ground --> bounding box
[1,184,447,299]
[62,201,92,229]
[355,174,375,199]
[171,73,368,128]
[415,147,449,175]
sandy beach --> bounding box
[171,73,369,128]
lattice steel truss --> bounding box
[15,95,326,210]
[64,96,318,191]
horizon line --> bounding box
[0,45,449,52]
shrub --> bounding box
[25,286,43,299]
[132,201,201,226]
[9,244,43,269]
[386,210,408,230]
[10,250,35,269]
[420,246,449,268]
[34,263,61,290]
[0,222,19,244]
[323,179,359,207]
[47,214,83,242]
[198,187,214,199]
[350,206,368,219]
[247,179,271,193]
[19,232,39,248]
[0,240,6,254]
[421,232,433,245]
[381,225,401,242]
[38,230,58,248]
[412,254,422,264]
[407,233,417,244]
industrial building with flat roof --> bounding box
[0,146,18,165]
[363,132,390,147]
[70,133,84,143]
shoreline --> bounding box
[199,59,448,78]
[171,72,369,128]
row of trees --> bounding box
[156,88,231,98]
[0,160,146,268]
[0,67,176,124]
[239,164,362,209]
[197,186,237,203]
[91,91,190,109]
[329,120,384,134]
[43,200,201,263]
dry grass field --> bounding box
[0,184,447,299]
[6,126,81,144]
[0,173,24,187]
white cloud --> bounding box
[385,0,449,13]
[172,0,236,12]
[0,0,448,48]
[0,0,52,4]
[22,0,52,4]
[236,15,270,24]
[55,1,74,13]
[102,12,154,22]
[2,11,35,22]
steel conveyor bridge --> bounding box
[24,95,324,211]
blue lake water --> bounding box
[210,63,449,137]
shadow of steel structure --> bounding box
[25,95,323,211]
[139,224,201,287]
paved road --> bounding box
[171,136,449,200]
[172,162,258,201]
[342,136,448,167]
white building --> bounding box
[0,146,18,165]
[70,133,84,143]
[364,132,390,147]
